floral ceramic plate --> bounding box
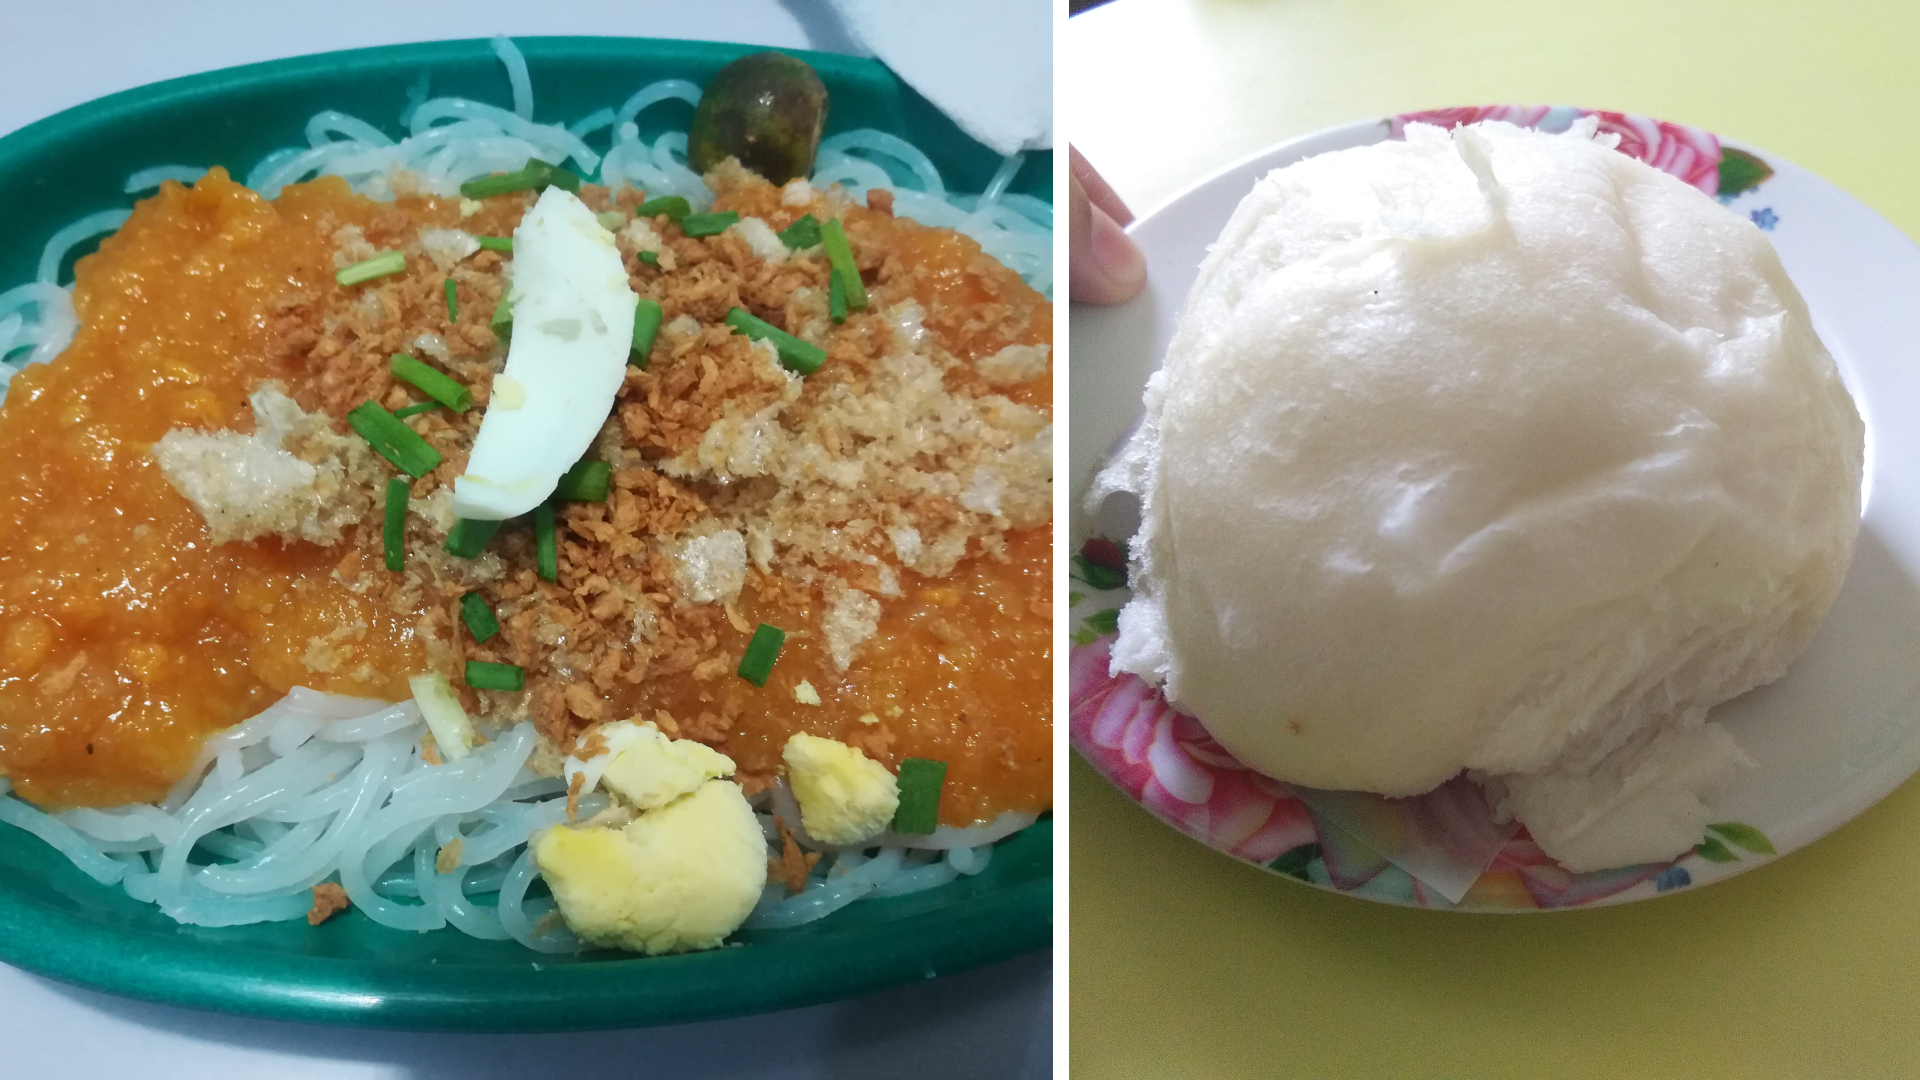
[1068,107,1920,911]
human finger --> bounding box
[1069,147,1146,305]
[1070,145,1134,226]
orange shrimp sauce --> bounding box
[632,525,1052,827]
[0,171,1054,826]
[0,172,420,807]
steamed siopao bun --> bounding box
[1091,119,1864,872]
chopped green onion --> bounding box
[779,214,822,250]
[390,353,472,413]
[596,210,626,231]
[459,157,577,199]
[392,401,439,420]
[490,295,513,341]
[346,400,443,478]
[535,502,558,583]
[461,162,546,199]
[445,517,502,559]
[821,218,868,311]
[891,758,948,835]
[631,297,663,368]
[725,307,826,375]
[476,236,514,252]
[680,210,738,238]
[637,250,659,267]
[554,459,613,502]
[336,250,405,287]
[828,267,847,325]
[736,623,786,687]
[635,195,690,221]
[444,277,458,321]
[382,477,408,572]
[460,591,501,642]
[465,660,525,692]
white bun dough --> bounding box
[1094,120,1864,872]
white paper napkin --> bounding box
[829,0,1052,156]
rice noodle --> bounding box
[491,36,534,122]
[0,780,128,885]
[743,847,907,929]
[4,685,1037,947]
[820,130,947,198]
[614,79,701,132]
[0,314,25,373]
[566,107,616,142]
[0,38,1049,949]
[0,282,76,377]
[978,152,1024,208]
[124,165,208,193]
[497,846,582,953]
[306,111,394,149]
[36,209,130,285]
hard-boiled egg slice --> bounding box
[453,186,637,520]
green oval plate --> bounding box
[0,36,1051,1031]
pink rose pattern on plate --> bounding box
[1391,105,1769,199]
[1071,627,1714,909]
[1071,636,1318,866]
[1072,114,1783,907]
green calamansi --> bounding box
[688,52,828,183]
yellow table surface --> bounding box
[1066,2,1920,1076]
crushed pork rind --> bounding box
[152,384,381,546]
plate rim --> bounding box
[0,821,1052,1031]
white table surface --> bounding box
[0,2,1052,1076]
